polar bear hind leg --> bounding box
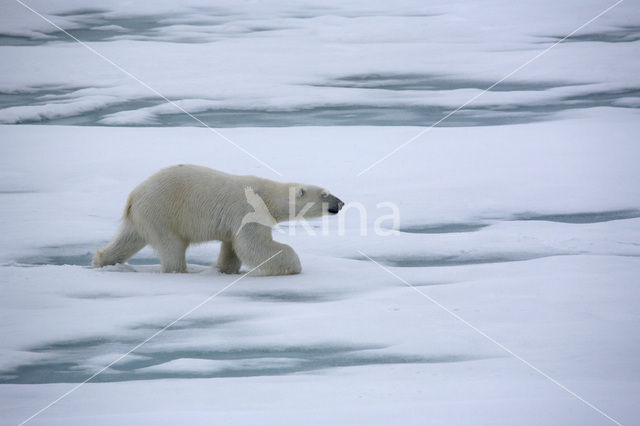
[93,220,146,268]
[217,241,242,274]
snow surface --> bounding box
[1,0,640,425]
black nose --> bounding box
[328,195,344,214]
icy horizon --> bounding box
[1,0,639,425]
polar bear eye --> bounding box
[298,187,305,197]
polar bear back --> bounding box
[126,164,256,243]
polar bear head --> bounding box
[289,184,344,219]
[248,179,343,224]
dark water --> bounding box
[398,209,640,234]
[353,253,555,268]
[399,223,490,234]
[233,290,341,303]
[544,25,640,43]
[14,243,210,268]
[512,209,640,224]
[0,336,486,383]
[3,79,638,128]
[1,8,638,127]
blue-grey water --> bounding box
[1,9,639,127]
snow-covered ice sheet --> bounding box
[2,0,640,424]
[1,107,640,424]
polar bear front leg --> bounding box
[233,225,301,276]
[217,241,242,274]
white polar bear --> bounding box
[92,164,344,276]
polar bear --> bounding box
[92,165,343,276]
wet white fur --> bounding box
[92,164,333,276]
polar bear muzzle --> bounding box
[327,195,344,214]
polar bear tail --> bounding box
[92,219,146,268]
